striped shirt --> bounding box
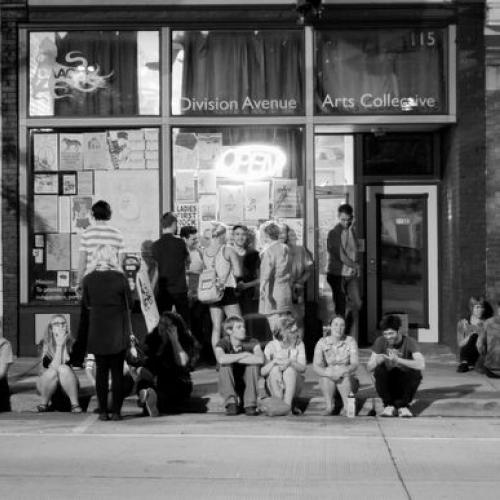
[79,224,125,272]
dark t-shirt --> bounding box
[372,335,422,373]
[152,234,189,294]
[216,337,259,355]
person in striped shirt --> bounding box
[71,200,125,368]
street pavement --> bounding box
[1,347,500,499]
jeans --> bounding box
[218,364,259,408]
[373,364,422,409]
[157,290,190,327]
[326,274,362,316]
[459,333,479,365]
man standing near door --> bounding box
[326,203,362,338]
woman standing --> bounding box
[82,244,132,421]
[259,222,293,333]
[36,314,81,413]
[202,223,242,354]
[457,296,486,372]
[313,315,359,416]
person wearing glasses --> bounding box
[367,314,425,418]
[326,204,362,339]
[36,314,82,413]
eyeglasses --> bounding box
[51,321,66,327]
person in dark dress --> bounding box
[82,244,132,421]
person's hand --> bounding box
[236,281,247,291]
[178,350,189,366]
[54,334,67,347]
[384,350,399,368]
[373,353,386,366]
[276,358,291,371]
[325,365,345,382]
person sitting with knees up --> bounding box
[457,296,486,373]
[313,315,359,416]
[0,328,14,412]
[261,319,306,416]
[36,315,82,413]
[367,314,425,418]
[135,311,195,417]
[215,316,264,416]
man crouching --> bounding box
[215,316,264,416]
[367,314,425,418]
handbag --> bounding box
[197,269,223,304]
[124,290,146,367]
[257,396,291,417]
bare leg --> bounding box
[57,365,80,407]
[223,303,242,319]
[336,376,354,410]
[267,366,284,399]
[319,376,337,415]
[209,306,224,355]
[37,369,58,405]
[282,367,298,407]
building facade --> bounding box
[0,0,488,355]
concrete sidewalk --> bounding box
[6,346,500,417]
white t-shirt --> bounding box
[0,338,14,375]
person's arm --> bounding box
[166,329,189,367]
[346,339,359,375]
[390,351,425,371]
[76,250,88,289]
[457,319,470,347]
[238,344,264,365]
[259,250,274,306]
[290,342,307,374]
[0,343,13,379]
[312,340,329,377]
[366,351,386,372]
[261,343,276,376]
[215,346,251,365]
[226,246,243,279]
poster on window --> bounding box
[244,182,270,221]
[197,133,222,169]
[33,133,58,171]
[108,130,147,170]
[273,179,297,218]
[46,233,71,271]
[71,234,81,271]
[173,144,198,171]
[199,194,217,221]
[71,196,93,233]
[280,218,304,246]
[175,170,196,202]
[94,170,159,252]
[83,132,110,170]
[175,203,198,229]
[61,173,77,195]
[34,173,59,194]
[197,170,217,194]
[77,171,94,195]
[59,133,84,170]
[34,195,58,233]
[218,185,244,224]
[58,196,71,233]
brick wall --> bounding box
[440,1,486,350]
[1,3,27,352]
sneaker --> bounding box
[144,388,159,418]
[98,413,109,421]
[244,406,259,416]
[398,407,413,418]
[380,405,396,417]
[457,362,469,373]
[225,403,239,416]
[110,413,122,421]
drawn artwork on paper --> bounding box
[34,173,59,194]
[273,179,297,218]
[33,133,58,171]
[71,196,93,233]
[218,184,244,224]
[83,132,110,170]
[175,170,195,202]
[59,133,84,170]
[244,182,269,221]
[46,233,71,271]
[34,195,58,233]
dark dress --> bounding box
[82,269,132,415]
[238,249,261,316]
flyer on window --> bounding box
[77,171,94,195]
[175,170,195,202]
[199,194,217,221]
[244,181,270,221]
[279,218,304,246]
[173,144,197,171]
[33,133,58,171]
[197,170,217,194]
[46,233,71,271]
[71,196,93,233]
[34,173,59,194]
[219,184,244,224]
[56,270,70,288]
[273,179,297,218]
[83,132,110,170]
[197,133,222,169]
[175,203,198,228]
[59,133,84,170]
[61,173,77,195]
[34,195,58,233]
[58,197,71,233]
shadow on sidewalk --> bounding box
[411,383,482,415]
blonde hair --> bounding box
[41,314,73,359]
[88,244,121,273]
[211,222,227,239]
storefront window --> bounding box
[30,127,160,302]
[315,28,448,115]
[171,31,304,115]
[29,31,160,117]
[172,126,304,244]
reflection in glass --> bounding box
[29,31,160,116]
[172,31,304,115]
[314,135,354,188]
[379,196,427,326]
[316,29,447,115]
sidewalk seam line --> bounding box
[376,418,413,500]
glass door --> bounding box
[365,185,438,343]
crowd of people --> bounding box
[0,201,498,418]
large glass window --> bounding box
[172,31,304,115]
[316,28,448,115]
[29,31,160,116]
[172,126,304,244]
[30,127,160,302]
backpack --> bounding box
[197,247,225,304]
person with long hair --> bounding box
[82,244,132,421]
[36,314,82,413]
[202,223,243,354]
[135,311,195,416]
[313,315,359,416]
[457,296,486,373]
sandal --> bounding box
[37,404,49,413]
[71,404,83,413]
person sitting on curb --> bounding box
[313,315,359,416]
[457,296,486,373]
[0,331,14,412]
[261,319,306,416]
[367,314,425,418]
[36,315,82,413]
[215,316,264,416]
[477,299,500,378]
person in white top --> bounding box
[261,318,306,415]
